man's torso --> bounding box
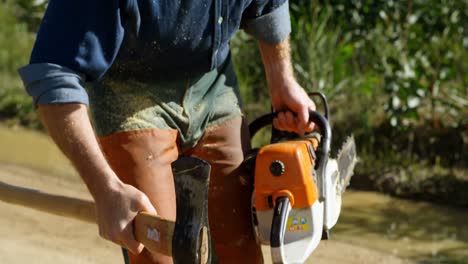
[108,0,250,80]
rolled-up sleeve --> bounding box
[18,0,126,105]
[241,0,291,44]
[18,63,88,105]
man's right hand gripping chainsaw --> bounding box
[246,92,357,264]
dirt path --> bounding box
[0,162,410,263]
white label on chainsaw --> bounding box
[147,227,160,242]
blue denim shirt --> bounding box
[18,0,291,105]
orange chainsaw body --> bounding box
[254,137,320,212]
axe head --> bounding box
[134,156,213,264]
[172,157,212,264]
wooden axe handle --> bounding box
[0,181,174,256]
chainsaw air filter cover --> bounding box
[254,138,319,211]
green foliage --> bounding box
[290,2,354,98]
[8,0,47,31]
[0,87,40,129]
[315,0,468,128]
[231,32,270,120]
[0,0,40,128]
[0,1,35,75]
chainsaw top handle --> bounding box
[248,110,331,159]
[249,91,330,147]
[248,109,331,202]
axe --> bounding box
[0,156,213,264]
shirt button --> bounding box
[218,16,223,24]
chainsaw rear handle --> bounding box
[248,110,331,201]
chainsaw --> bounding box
[246,92,357,264]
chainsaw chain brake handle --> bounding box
[171,157,215,264]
